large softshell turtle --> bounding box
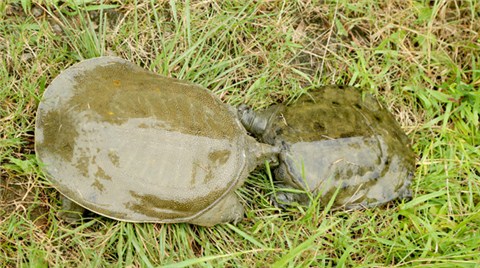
[35,56,277,226]
[239,86,415,209]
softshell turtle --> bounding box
[35,56,278,226]
[239,85,415,209]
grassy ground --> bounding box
[1,0,479,266]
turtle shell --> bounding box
[35,57,254,223]
[263,86,415,208]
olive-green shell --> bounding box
[261,86,415,207]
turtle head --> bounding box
[238,104,282,139]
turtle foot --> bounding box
[270,184,311,209]
[188,193,244,227]
[59,196,85,223]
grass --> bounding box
[1,0,479,266]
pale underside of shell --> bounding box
[35,57,275,225]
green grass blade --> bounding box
[272,220,339,267]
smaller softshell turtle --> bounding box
[35,56,278,226]
[239,86,415,209]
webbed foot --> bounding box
[270,184,311,209]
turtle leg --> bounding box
[270,160,312,208]
[58,195,85,223]
[188,193,244,227]
[270,183,311,208]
